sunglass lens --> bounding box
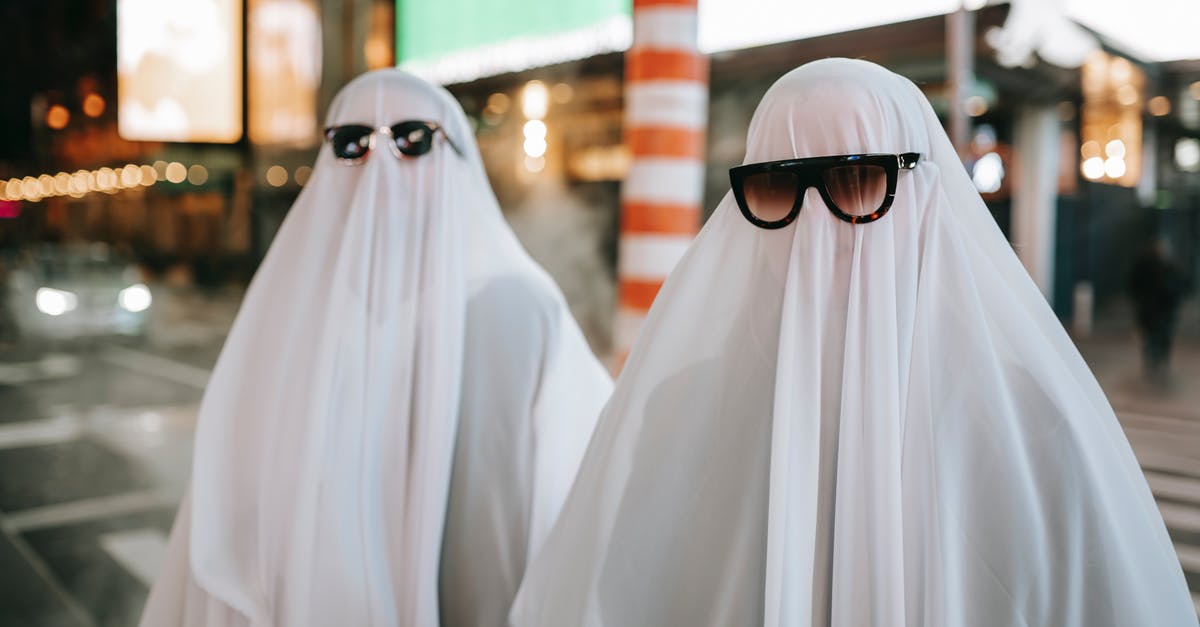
[329,126,373,160]
[391,122,434,156]
[742,171,799,224]
[821,164,887,218]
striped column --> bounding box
[615,0,708,371]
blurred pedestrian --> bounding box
[139,70,611,627]
[1129,235,1188,380]
[511,59,1197,627]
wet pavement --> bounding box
[0,287,231,627]
[0,289,1198,625]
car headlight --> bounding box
[36,287,78,316]
[118,283,152,313]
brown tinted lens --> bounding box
[821,164,887,217]
[742,171,799,223]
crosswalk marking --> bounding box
[1129,446,1200,481]
[1120,411,1200,438]
[1176,543,1200,574]
[0,416,84,450]
[100,345,211,389]
[1146,471,1200,504]
[1160,501,1200,535]
[6,491,177,533]
[99,528,169,587]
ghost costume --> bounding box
[510,59,1196,627]
[139,70,612,627]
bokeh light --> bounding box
[45,105,70,130]
[266,165,288,187]
[82,93,106,118]
[187,165,209,185]
[165,162,187,184]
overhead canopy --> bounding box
[397,0,1199,85]
[1064,0,1200,63]
[396,0,630,85]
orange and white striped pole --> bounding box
[614,0,708,371]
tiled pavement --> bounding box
[1,290,1199,626]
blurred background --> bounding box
[0,0,1198,625]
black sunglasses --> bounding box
[323,120,464,163]
[729,152,920,228]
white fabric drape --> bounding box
[140,69,612,627]
[510,58,1196,627]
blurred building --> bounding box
[0,0,394,287]
[1,0,1198,353]
[425,0,1200,349]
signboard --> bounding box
[117,0,243,143]
[396,0,630,85]
[248,0,322,146]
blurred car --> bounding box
[4,244,152,342]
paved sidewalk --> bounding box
[1076,298,1200,421]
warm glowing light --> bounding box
[187,164,209,185]
[82,93,106,118]
[964,95,988,117]
[552,83,574,104]
[121,164,142,187]
[97,167,117,191]
[524,155,546,173]
[294,165,312,186]
[523,119,547,140]
[70,171,90,195]
[140,165,157,185]
[46,105,70,130]
[1108,57,1133,84]
[522,81,548,119]
[165,162,187,183]
[38,175,55,196]
[266,165,288,187]
[1148,96,1171,117]
[1104,156,1126,178]
[53,173,71,195]
[21,177,40,201]
[4,179,20,200]
[1104,139,1126,159]
[153,160,168,179]
[523,137,548,158]
[486,92,510,114]
[365,37,392,70]
[1190,81,1200,101]
[1116,84,1139,106]
[1081,157,1105,179]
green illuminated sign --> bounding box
[396,0,630,65]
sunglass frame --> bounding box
[729,152,920,228]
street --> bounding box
[1,291,1199,626]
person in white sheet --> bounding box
[139,69,612,627]
[510,58,1197,627]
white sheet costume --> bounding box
[510,59,1197,627]
[140,69,612,627]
